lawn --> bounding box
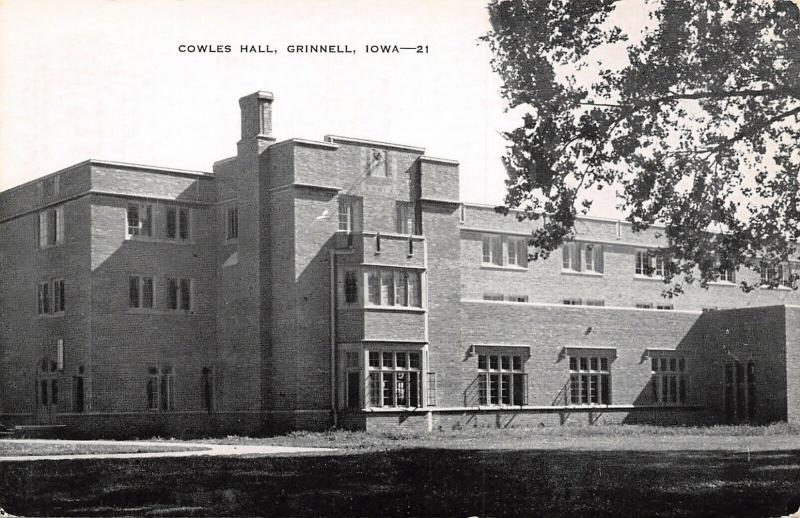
[0,426,798,517]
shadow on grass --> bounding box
[1,448,799,517]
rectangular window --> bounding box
[483,293,504,301]
[656,303,673,310]
[651,354,687,405]
[508,295,529,303]
[178,208,190,239]
[147,366,175,411]
[343,270,359,304]
[37,282,50,315]
[366,351,422,408]
[167,278,178,309]
[166,207,177,238]
[227,206,239,240]
[167,206,190,240]
[563,298,582,306]
[338,196,362,232]
[180,278,191,310]
[507,237,528,268]
[562,242,604,274]
[130,276,154,309]
[476,353,527,406]
[366,269,422,308]
[568,353,612,406]
[37,205,65,248]
[636,250,665,277]
[482,235,503,266]
[127,203,152,237]
[584,299,605,307]
[52,279,65,313]
[635,303,654,309]
[718,260,736,283]
[396,201,416,235]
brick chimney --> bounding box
[239,91,274,140]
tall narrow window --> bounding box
[344,270,358,304]
[167,278,179,310]
[129,276,154,309]
[166,207,177,238]
[147,367,159,410]
[482,235,503,266]
[202,367,214,412]
[562,243,581,271]
[507,237,528,267]
[396,201,416,235]
[178,208,190,239]
[129,276,140,308]
[180,278,191,310]
[338,196,362,232]
[38,211,48,248]
[52,279,65,313]
[227,206,239,240]
[37,282,50,315]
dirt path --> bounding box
[0,439,335,462]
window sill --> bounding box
[363,305,426,313]
[759,285,794,291]
[561,270,603,277]
[37,312,65,318]
[633,274,665,282]
[480,264,528,272]
[708,281,736,287]
[126,309,198,315]
[125,236,196,245]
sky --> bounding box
[0,0,521,207]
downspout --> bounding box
[329,248,337,428]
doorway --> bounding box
[36,358,58,423]
[724,360,755,423]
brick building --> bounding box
[1,91,798,436]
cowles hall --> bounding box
[1,91,799,437]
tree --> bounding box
[483,0,800,295]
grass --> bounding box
[190,423,800,452]
[0,425,798,517]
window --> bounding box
[568,353,612,405]
[656,303,673,310]
[635,303,654,309]
[760,261,796,288]
[718,260,736,283]
[38,205,64,248]
[476,353,527,406]
[127,203,152,237]
[508,295,529,303]
[344,270,358,304]
[147,366,174,411]
[129,276,154,309]
[37,282,50,314]
[481,234,528,268]
[367,351,422,408]
[72,376,85,413]
[635,250,665,277]
[338,195,362,232]
[166,206,190,240]
[483,293,504,301]
[507,237,528,268]
[482,235,503,266]
[167,278,192,310]
[227,206,239,240]
[563,242,603,274]
[651,354,687,405]
[584,299,605,307]
[366,269,422,308]
[52,279,65,313]
[396,201,416,235]
[202,367,214,412]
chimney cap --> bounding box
[239,91,274,105]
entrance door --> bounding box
[36,359,58,423]
[347,372,361,409]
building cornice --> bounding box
[324,135,425,154]
[419,155,459,166]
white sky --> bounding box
[0,0,518,207]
